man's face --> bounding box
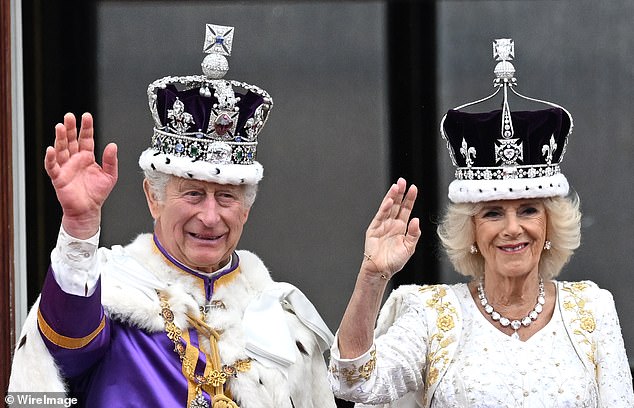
[145,177,250,273]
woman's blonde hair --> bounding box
[437,195,581,280]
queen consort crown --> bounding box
[440,39,574,203]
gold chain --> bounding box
[157,291,251,407]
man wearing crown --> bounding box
[8,25,336,408]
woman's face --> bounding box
[473,199,548,279]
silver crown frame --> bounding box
[440,38,574,180]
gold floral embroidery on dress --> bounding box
[419,285,458,396]
[561,282,597,370]
[331,350,377,386]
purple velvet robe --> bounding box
[38,264,232,407]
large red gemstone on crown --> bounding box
[214,113,233,136]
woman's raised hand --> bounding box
[362,178,421,280]
[44,113,118,239]
[338,178,420,357]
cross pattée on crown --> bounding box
[203,24,234,56]
[493,38,514,62]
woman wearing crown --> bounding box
[328,40,633,407]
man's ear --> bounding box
[143,179,160,220]
[241,206,251,225]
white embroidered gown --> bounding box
[329,282,633,408]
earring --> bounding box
[470,244,479,254]
[544,240,552,250]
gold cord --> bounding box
[157,291,250,408]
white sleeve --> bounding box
[328,288,429,405]
[594,289,634,407]
[50,226,101,297]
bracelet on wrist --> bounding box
[363,252,389,280]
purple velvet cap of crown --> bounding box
[443,107,572,203]
[444,108,571,168]
[156,84,265,136]
[139,77,273,186]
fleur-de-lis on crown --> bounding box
[460,138,477,167]
[542,134,557,165]
[167,98,195,134]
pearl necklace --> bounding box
[477,278,545,340]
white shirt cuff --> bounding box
[50,225,100,297]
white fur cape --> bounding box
[9,234,336,408]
